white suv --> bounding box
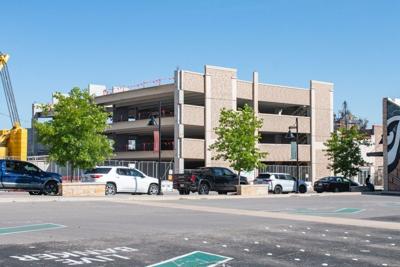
[254,172,307,194]
[82,166,159,195]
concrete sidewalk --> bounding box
[0,191,364,203]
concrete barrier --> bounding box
[61,183,105,197]
[236,185,268,196]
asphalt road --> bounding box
[0,193,399,267]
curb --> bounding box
[0,191,365,203]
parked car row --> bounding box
[0,159,364,196]
[0,159,160,196]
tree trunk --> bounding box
[70,164,74,183]
[237,170,241,186]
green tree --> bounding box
[209,104,266,185]
[324,126,370,178]
[35,87,113,180]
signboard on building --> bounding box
[383,98,400,191]
[290,141,297,160]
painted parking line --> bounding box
[0,223,66,236]
[292,208,364,215]
[147,251,233,267]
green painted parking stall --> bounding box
[147,251,233,267]
[292,208,364,215]
[0,223,65,236]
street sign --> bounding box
[147,251,232,267]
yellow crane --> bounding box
[0,52,27,161]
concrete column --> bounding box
[174,70,184,173]
[204,65,237,167]
[253,71,259,178]
[204,70,212,167]
[310,80,334,182]
[252,71,259,114]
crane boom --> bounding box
[0,52,27,161]
[0,52,21,126]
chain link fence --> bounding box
[27,156,174,182]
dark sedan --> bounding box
[314,176,359,193]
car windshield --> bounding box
[85,168,111,174]
[258,174,270,179]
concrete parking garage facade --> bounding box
[93,65,334,182]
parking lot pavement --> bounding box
[0,194,399,266]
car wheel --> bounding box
[274,185,282,194]
[29,191,42,195]
[299,185,307,194]
[316,190,323,193]
[148,183,159,195]
[334,187,340,193]
[43,181,59,196]
[198,183,210,195]
[105,183,117,195]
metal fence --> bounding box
[259,165,311,181]
[27,156,174,182]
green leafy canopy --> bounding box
[34,87,113,170]
[209,104,266,178]
[324,126,370,178]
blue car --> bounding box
[0,159,62,195]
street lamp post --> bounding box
[148,100,163,195]
[286,117,299,193]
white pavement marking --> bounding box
[322,264,328,266]
[113,200,400,231]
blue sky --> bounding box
[1,0,399,128]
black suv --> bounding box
[173,167,248,195]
